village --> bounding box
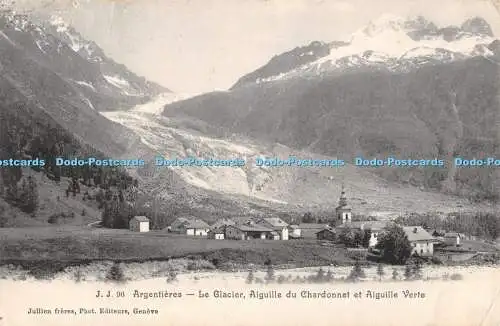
[127,185,475,262]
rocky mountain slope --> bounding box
[0,10,168,112]
[163,15,500,203]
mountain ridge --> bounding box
[231,15,498,88]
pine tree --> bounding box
[375,225,413,264]
[412,261,423,280]
[315,268,325,283]
[246,269,255,284]
[347,261,365,281]
[21,175,39,214]
[265,264,275,283]
[376,264,385,281]
[325,269,334,282]
[106,262,125,282]
[404,265,413,281]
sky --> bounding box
[10,0,500,93]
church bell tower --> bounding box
[336,183,352,224]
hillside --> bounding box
[0,10,168,112]
[163,16,500,203]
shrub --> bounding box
[315,268,326,282]
[74,269,84,283]
[450,273,463,281]
[346,262,365,282]
[392,269,399,281]
[166,270,177,283]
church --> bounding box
[336,184,352,224]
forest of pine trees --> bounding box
[0,102,140,226]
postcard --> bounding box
[0,0,499,325]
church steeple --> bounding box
[338,183,348,207]
[336,183,352,224]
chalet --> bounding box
[267,231,280,240]
[185,219,211,236]
[170,217,210,236]
[444,232,462,246]
[225,224,273,240]
[256,217,289,240]
[336,220,392,248]
[297,223,330,239]
[129,216,150,232]
[208,227,225,240]
[170,217,191,233]
[403,226,436,257]
[316,227,336,241]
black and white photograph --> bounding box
[0,0,499,325]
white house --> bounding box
[403,226,436,257]
[335,220,391,248]
[256,217,289,240]
[444,232,461,246]
[208,227,225,240]
[170,217,211,236]
[185,219,211,236]
[129,216,150,232]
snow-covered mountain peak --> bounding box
[49,14,69,33]
[461,16,494,37]
[359,14,408,37]
[248,15,498,85]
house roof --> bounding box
[403,226,435,242]
[185,219,210,229]
[209,227,225,234]
[232,216,258,225]
[336,221,391,231]
[316,227,335,234]
[260,217,288,227]
[229,224,272,232]
[171,217,191,225]
[211,218,235,228]
[132,216,149,222]
[444,232,460,237]
[297,223,330,229]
